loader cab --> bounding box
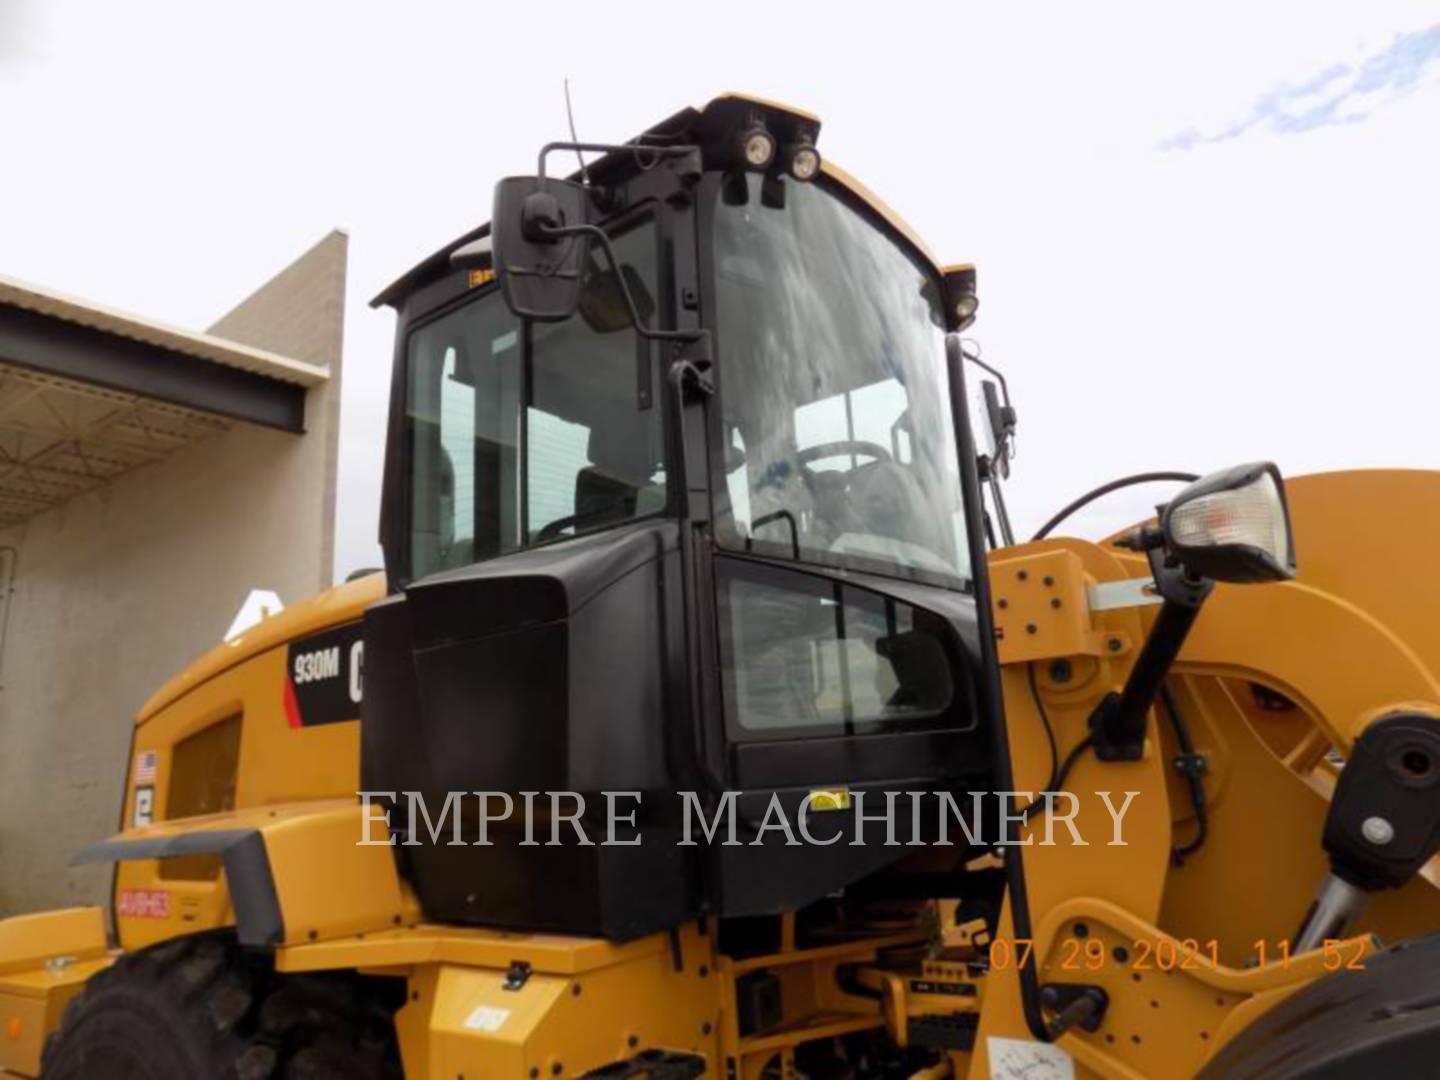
[364,96,1000,939]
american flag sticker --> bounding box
[133,750,158,785]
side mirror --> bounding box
[490,177,590,322]
[1161,461,1296,583]
[980,379,1016,479]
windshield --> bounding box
[712,175,969,588]
[403,217,665,581]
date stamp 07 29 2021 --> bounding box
[985,934,1368,974]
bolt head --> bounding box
[1362,816,1395,845]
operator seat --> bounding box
[574,422,662,528]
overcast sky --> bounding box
[3,1,1437,584]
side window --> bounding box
[437,347,476,552]
[717,559,965,739]
[724,425,752,530]
[526,411,591,535]
[405,216,663,579]
[406,294,522,579]
[526,217,665,543]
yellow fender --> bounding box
[74,799,415,952]
[0,908,110,1077]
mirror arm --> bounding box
[539,222,713,388]
[987,468,1016,547]
[1089,553,1214,761]
[966,349,1011,407]
[540,223,704,341]
[963,346,1017,542]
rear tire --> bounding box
[41,932,402,1080]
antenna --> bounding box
[564,78,590,186]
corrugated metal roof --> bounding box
[0,273,330,388]
[0,362,234,527]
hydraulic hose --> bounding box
[1031,471,1198,542]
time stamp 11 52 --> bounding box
[986,933,1368,973]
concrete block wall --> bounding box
[0,231,347,915]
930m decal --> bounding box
[283,622,364,728]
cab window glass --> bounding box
[406,297,521,576]
[405,217,663,580]
[527,218,664,543]
[713,175,969,589]
[717,559,964,739]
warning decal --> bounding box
[133,786,154,828]
[116,889,171,919]
[987,1036,1075,1080]
[463,1005,510,1032]
[284,622,364,728]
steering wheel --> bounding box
[796,440,892,477]
[792,442,894,542]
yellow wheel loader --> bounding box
[3,94,1440,1080]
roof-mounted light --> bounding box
[787,141,821,181]
[943,265,979,332]
[954,293,979,329]
[737,125,776,170]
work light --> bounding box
[1161,462,1295,583]
[954,293,979,328]
[740,127,776,170]
[787,142,821,181]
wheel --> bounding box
[41,932,403,1080]
[1196,931,1440,1078]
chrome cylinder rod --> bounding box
[1293,873,1367,954]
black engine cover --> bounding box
[361,520,698,940]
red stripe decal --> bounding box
[283,675,302,729]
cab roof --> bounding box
[371,93,938,310]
